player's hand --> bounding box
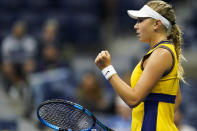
[95,50,111,70]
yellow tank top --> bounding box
[130,41,179,131]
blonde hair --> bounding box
[147,0,186,83]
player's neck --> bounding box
[149,34,168,49]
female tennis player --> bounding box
[95,0,184,130]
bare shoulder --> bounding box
[150,47,173,61]
[145,47,173,71]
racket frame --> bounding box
[37,99,113,131]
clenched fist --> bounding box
[95,50,111,70]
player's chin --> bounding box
[137,35,143,42]
[138,38,145,43]
[138,37,147,43]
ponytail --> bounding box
[168,23,186,83]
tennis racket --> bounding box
[37,99,114,131]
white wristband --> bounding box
[102,65,117,80]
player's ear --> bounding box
[153,20,162,31]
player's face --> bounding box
[134,17,155,43]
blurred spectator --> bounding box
[30,18,75,109]
[112,96,131,131]
[115,96,131,119]
[76,72,112,113]
[104,72,132,131]
[1,20,37,95]
[36,19,61,62]
[29,43,76,122]
[36,44,69,72]
[174,108,196,131]
[31,43,75,103]
[28,20,75,128]
[35,18,70,72]
[40,19,59,46]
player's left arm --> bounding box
[174,86,182,112]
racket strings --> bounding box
[39,103,94,131]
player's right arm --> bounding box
[95,49,173,107]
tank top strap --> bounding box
[151,40,173,52]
